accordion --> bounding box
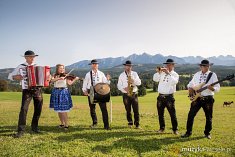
[20,65,50,89]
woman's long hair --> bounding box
[54,64,65,76]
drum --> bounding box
[27,65,50,88]
[90,83,110,103]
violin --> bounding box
[65,74,77,80]
[55,73,77,80]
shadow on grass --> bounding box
[92,136,204,155]
[0,124,129,137]
[55,129,204,155]
[0,126,16,136]
[55,130,155,142]
[39,125,87,132]
[0,124,89,137]
[55,129,204,142]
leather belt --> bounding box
[159,93,173,97]
[123,92,136,96]
[199,95,213,100]
[55,87,67,89]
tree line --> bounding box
[1,72,234,97]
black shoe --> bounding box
[156,129,164,133]
[173,130,179,135]
[90,124,97,129]
[64,126,69,131]
[32,128,41,133]
[181,133,191,138]
[104,126,111,130]
[205,134,211,139]
[58,124,64,128]
[128,124,133,128]
[14,131,24,138]
[135,126,142,129]
[128,122,133,128]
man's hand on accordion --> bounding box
[13,75,24,81]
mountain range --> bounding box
[68,53,235,69]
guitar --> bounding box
[188,74,234,102]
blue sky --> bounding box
[0,0,235,68]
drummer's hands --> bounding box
[83,91,88,96]
[13,75,23,81]
[14,75,23,80]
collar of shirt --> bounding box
[200,70,210,75]
[124,70,133,77]
[199,70,211,83]
[169,70,175,74]
[92,69,99,75]
[22,62,36,66]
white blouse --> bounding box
[54,79,67,88]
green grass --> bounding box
[0,87,234,157]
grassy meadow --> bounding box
[0,87,234,157]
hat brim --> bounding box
[123,64,133,66]
[88,62,99,65]
[163,62,176,64]
[199,63,213,66]
[22,55,39,57]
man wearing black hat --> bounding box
[181,59,220,139]
[153,58,179,135]
[82,59,111,130]
[8,50,43,138]
[117,60,141,129]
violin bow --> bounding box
[64,69,74,78]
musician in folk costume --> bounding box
[8,50,43,138]
[49,64,79,130]
[181,59,220,139]
[117,60,141,129]
[153,59,179,135]
[82,59,111,130]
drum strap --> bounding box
[90,71,94,86]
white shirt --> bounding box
[117,71,141,93]
[8,62,36,89]
[187,70,220,96]
[82,70,110,92]
[153,70,179,94]
[54,79,67,88]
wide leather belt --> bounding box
[55,87,67,89]
[159,93,173,97]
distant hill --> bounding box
[1,53,235,80]
[68,53,235,69]
[2,64,235,81]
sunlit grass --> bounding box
[0,87,234,156]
